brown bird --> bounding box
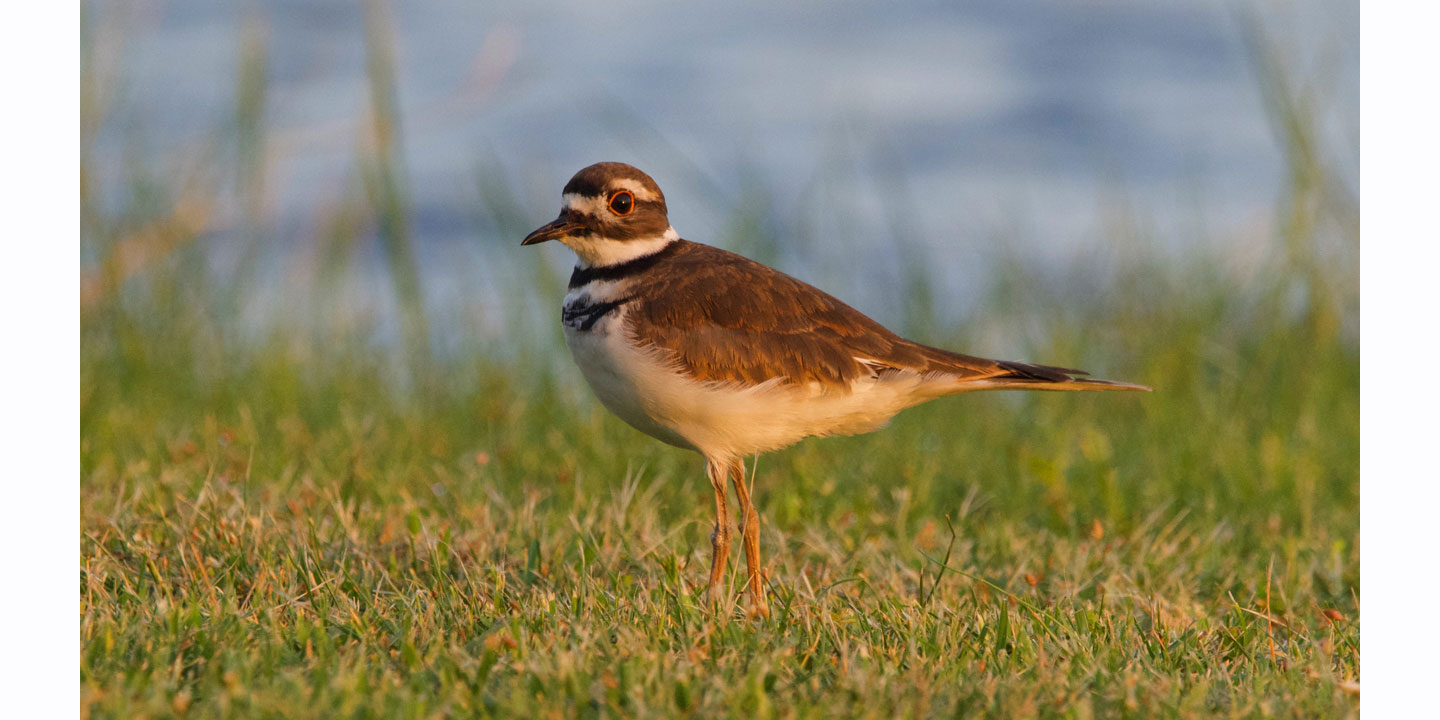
[523,162,1149,618]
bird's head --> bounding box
[522,162,677,267]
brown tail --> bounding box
[976,358,1152,392]
[915,345,1152,393]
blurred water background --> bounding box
[80,0,1357,361]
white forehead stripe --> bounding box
[563,193,605,217]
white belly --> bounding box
[564,308,698,450]
[564,306,937,459]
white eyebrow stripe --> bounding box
[561,182,659,212]
[608,179,659,202]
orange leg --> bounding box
[704,459,732,609]
[729,457,770,618]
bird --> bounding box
[522,162,1149,618]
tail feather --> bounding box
[995,359,1087,383]
[975,376,1153,392]
[914,346,1152,393]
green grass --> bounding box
[80,12,1357,719]
[79,239,1358,718]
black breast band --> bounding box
[563,296,631,331]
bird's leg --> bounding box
[704,459,732,610]
[729,457,770,619]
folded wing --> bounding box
[624,241,1150,393]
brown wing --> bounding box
[626,241,1068,388]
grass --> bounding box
[80,10,1357,719]
[78,278,1359,718]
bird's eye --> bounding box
[608,190,634,216]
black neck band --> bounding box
[568,240,683,289]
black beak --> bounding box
[522,213,582,246]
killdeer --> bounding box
[523,162,1149,618]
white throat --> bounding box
[562,226,679,268]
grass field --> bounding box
[80,19,1357,720]
[78,229,1359,718]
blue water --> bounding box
[85,0,1357,332]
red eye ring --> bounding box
[608,190,635,216]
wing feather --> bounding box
[626,241,1048,388]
